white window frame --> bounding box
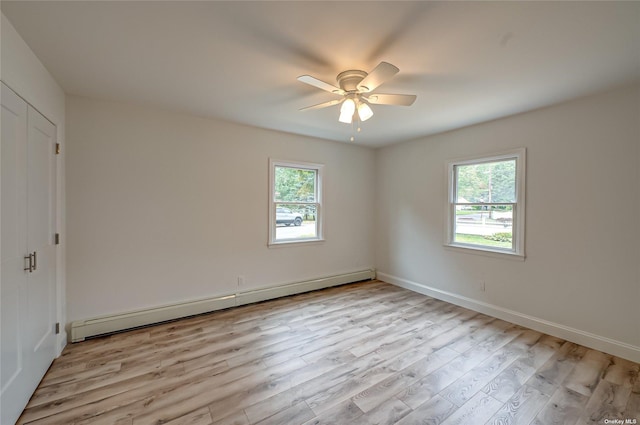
[445,148,526,258]
[269,159,324,246]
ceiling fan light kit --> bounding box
[357,101,373,122]
[297,61,417,140]
[338,97,356,124]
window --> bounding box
[269,159,323,245]
[446,148,526,257]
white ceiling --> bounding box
[3,1,639,147]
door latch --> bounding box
[24,253,33,272]
[23,252,36,272]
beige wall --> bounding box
[376,84,640,360]
[65,96,376,323]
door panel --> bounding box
[26,106,57,389]
[0,87,27,262]
[1,84,30,424]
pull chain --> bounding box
[350,118,355,141]
[350,115,362,142]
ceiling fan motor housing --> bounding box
[337,70,368,92]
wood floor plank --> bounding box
[578,379,632,424]
[351,346,456,413]
[28,359,165,408]
[482,332,562,404]
[396,325,523,410]
[531,386,588,425]
[603,356,640,389]
[439,391,503,425]
[445,318,512,354]
[624,390,640,419]
[482,358,537,404]
[163,407,213,425]
[39,359,122,387]
[300,400,364,425]
[253,402,314,425]
[440,330,542,407]
[243,350,390,423]
[356,397,411,425]
[527,335,565,367]
[526,341,588,397]
[210,410,249,425]
[15,280,638,425]
[563,349,613,397]
[305,347,430,414]
[240,352,355,423]
[131,357,308,425]
[394,395,457,425]
[347,305,453,358]
[484,385,549,425]
[18,362,189,424]
[260,325,371,368]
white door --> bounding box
[1,83,30,425]
[1,83,57,425]
[25,103,58,392]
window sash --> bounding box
[446,148,525,257]
[273,201,318,206]
[452,203,517,252]
[273,166,318,203]
[273,204,321,242]
[269,159,324,246]
[452,202,514,207]
[452,159,517,204]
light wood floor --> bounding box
[18,280,640,425]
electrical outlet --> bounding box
[238,276,245,288]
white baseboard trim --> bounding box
[377,272,640,363]
[70,269,376,342]
[57,332,67,356]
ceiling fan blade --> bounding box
[357,62,399,93]
[365,93,416,106]
[297,75,344,95]
[299,99,344,111]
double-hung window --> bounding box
[446,148,526,257]
[269,159,323,245]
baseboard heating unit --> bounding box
[70,269,376,342]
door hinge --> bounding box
[55,143,61,155]
[55,233,60,245]
[55,323,60,334]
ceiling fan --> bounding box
[297,61,416,124]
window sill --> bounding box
[444,243,525,261]
[268,238,325,248]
